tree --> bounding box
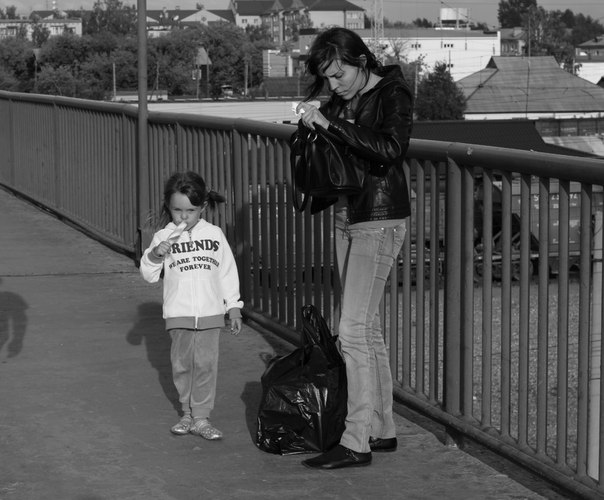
[0,36,36,91]
[39,33,89,71]
[413,18,434,28]
[0,66,19,90]
[36,65,77,96]
[84,31,121,56]
[0,6,18,19]
[385,19,411,29]
[570,13,604,46]
[148,28,201,96]
[384,37,409,63]
[0,13,288,99]
[246,25,273,44]
[284,12,312,42]
[414,62,466,121]
[84,0,137,36]
[474,22,491,31]
[77,53,113,99]
[497,0,536,28]
[31,23,51,48]
[523,6,575,66]
[196,23,257,97]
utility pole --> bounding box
[136,0,149,261]
[414,60,420,97]
[371,0,384,60]
[112,62,117,101]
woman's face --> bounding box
[321,59,365,101]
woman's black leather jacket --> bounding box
[312,65,413,223]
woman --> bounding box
[295,27,413,469]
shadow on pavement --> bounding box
[126,301,180,414]
[0,277,28,360]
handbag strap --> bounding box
[291,129,317,212]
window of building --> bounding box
[411,43,421,49]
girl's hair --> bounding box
[304,27,380,101]
[158,171,225,228]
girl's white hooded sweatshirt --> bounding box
[140,219,243,331]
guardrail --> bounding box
[1,91,603,498]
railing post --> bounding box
[444,156,462,428]
[589,208,602,479]
[8,96,15,186]
[231,128,250,303]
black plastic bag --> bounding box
[255,305,347,455]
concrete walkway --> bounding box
[0,187,568,499]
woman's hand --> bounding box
[296,102,330,130]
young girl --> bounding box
[140,171,243,440]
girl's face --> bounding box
[168,192,205,231]
[321,59,365,101]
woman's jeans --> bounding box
[335,216,406,453]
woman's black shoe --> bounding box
[369,437,398,452]
[302,445,372,469]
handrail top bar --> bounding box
[0,89,138,116]
[146,111,296,140]
[409,138,604,185]
[3,90,601,184]
[0,90,296,139]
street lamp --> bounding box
[33,48,41,90]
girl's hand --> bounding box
[152,240,171,258]
[230,318,242,335]
[296,102,330,130]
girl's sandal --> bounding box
[190,418,223,440]
[170,416,193,435]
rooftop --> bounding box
[412,119,599,157]
[457,56,604,115]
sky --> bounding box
[3,0,603,29]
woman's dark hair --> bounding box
[158,171,225,228]
[304,27,380,101]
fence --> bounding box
[1,90,604,498]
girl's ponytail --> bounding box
[206,189,226,210]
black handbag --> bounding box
[255,305,347,455]
[290,123,367,212]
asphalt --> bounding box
[0,187,571,500]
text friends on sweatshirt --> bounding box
[168,238,221,273]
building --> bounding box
[457,56,604,120]
[145,7,231,37]
[231,0,364,44]
[575,35,604,85]
[296,27,500,82]
[0,15,82,40]
[500,27,526,56]
[263,50,294,77]
[18,0,363,44]
[306,0,364,31]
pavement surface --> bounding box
[0,187,573,500]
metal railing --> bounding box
[1,90,603,498]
